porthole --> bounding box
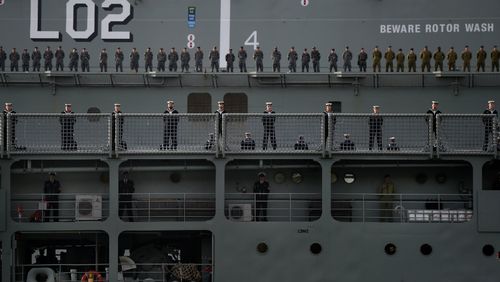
[482,244,495,256]
[310,243,322,255]
[384,243,396,255]
[420,244,432,256]
[257,242,268,254]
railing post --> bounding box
[399,193,403,223]
[215,113,220,157]
[183,193,186,222]
[6,113,11,158]
[494,116,498,159]
[253,193,256,222]
[221,114,226,158]
[289,193,292,222]
[434,114,440,158]
[113,113,118,158]
[148,193,151,222]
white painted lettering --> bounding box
[30,0,61,40]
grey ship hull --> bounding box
[0,1,500,282]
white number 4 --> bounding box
[244,31,259,50]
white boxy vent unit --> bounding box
[229,204,252,221]
[75,195,102,221]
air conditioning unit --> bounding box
[75,195,102,221]
[229,204,252,221]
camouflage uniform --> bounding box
[301,49,310,72]
[253,47,264,72]
[181,49,191,72]
[168,49,179,72]
[396,49,405,72]
[461,47,472,72]
[491,46,500,72]
[209,48,220,72]
[157,49,167,72]
[384,47,395,72]
[372,48,382,72]
[446,48,458,71]
[420,47,432,72]
[476,46,487,72]
[69,49,79,72]
[288,48,298,72]
[9,49,20,72]
[55,47,65,71]
[433,47,445,71]
[311,47,321,72]
[407,49,417,72]
[238,47,247,72]
[144,48,154,72]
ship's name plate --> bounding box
[380,23,494,34]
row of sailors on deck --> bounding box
[0,45,499,73]
[2,100,499,151]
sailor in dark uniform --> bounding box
[55,46,65,71]
[21,49,30,72]
[328,48,338,72]
[241,132,256,150]
[69,48,79,72]
[426,100,441,139]
[358,48,368,72]
[369,105,383,150]
[43,172,61,222]
[272,47,281,72]
[9,48,20,72]
[253,46,264,72]
[287,46,298,72]
[215,101,226,137]
[483,100,498,151]
[130,48,139,73]
[31,47,42,72]
[3,102,17,150]
[168,47,179,72]
[294,135,309,150]
[162,100,179,150]
[60,103,77,151]
[311,47,321,72]
[262,102,276,150]
[387,137,400,151]
[225,49,235,72]
[157,48,167,72]
[253,172,270,221]
[0,46,6,71]
[323,102,337,149]
[118,171,135,222]
[112,103,127,151]
[181,48,191,72]
[43,46,53,71]
[340,133,355,151]
[342,46,352,72]
[144,47,153,72]
[195,46,204,72]
[209,46,220,72]
[115,47,124,72]
[238,46,248,72]
[99,48,108,72]
[301,48,310,72]
[80,48,90,72]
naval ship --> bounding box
[1,0,500,281]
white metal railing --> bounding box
[332,193,473,223]
[329,113,433,154]
[119,193,215,222]
[11,193,109,222]
[115,113,218,155]
[437,114,497,156]
[225,192,321,222]
[7,113,111,155]
[0,113,3,157]
[15,263,109,282]
[222,113,325,155]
